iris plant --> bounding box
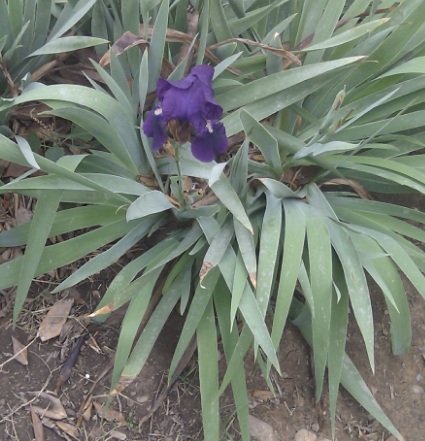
[143,65,228,162]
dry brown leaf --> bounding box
[100,31,149,67]
[30,405,45,441]
[15,206,33,226]
[56,421,79,439]
[252,389,274,401]
[55,335,85,393]
[39,416,55,429]
[30,392,67,420]
[4,162,44,178]
[88,304,112,317]
[208,37,301,65]
[110,430,127,440]
[320,178,372,200]
[93,401,127,426]
[38,298,74,341]
[81,399,92,422]
[11,335,28,366]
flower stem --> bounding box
[174,144,186,210]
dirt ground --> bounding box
[0,196,424,441]
[0,274,424,441]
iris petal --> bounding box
[191,121,228,162]
[159,66,223,131]
[143,65,228,161]
[142,106,167,150]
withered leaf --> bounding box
[30,392,67,420]
[30,405,44,441]
[11,336,28,366]
[93,401,127,426]
[100,31,149,67]
[38,298,74,341]
[56,421,79,439]
[55,336,85,392]
[15,206,33,226]
[252,389,274,401]
[110,430,127,440]
[81,399,92,422]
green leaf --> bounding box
[302,0,345,65]
[303,18,389,51]
[240,110,281,171]
[138,49,149,113]
[307,185,375,372]
[256,194,281,317]
[328,265,349,438]
[31,0,53,51]
[196,0,209,65]
[53,216,159,292]
[238,283,280,373]
[111,267,161,389]
[294,301,403,441]
[213,52,242,79]
[120,267,184,379]
[340,355,404,441]
[214,281,250,441]
[230,251,248,327]
[355,235,411,355]
[14,190,62,323]
[200,217,234,282]
[270,199,305,356]
[197,299,219,441]
[305,204,333,399]
[127,191,174,220]
[0,205,120,247]
[257,178,301,199]
[209,165,253,233]
[148,222,204,275]
[28,36,109,56]
[353,226,425,300]
[95,239,179,316]
[91,59,133,119]
[148,0,169,91]
[229,139,249,196]
[1,88,143,175]
[293,141,358,160]
[169,268,220,380]
[210,0,233,41]
[217,57,364,113]
[14,135,39,169]
[234,218,257,287]
[0,218,134,291]
[379,56,425,78]
[218,326,253,397]
[48,0,98,41]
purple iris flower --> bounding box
[143,65,228,162]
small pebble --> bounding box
[295,429,317,441]
[311,422,320,432]
[412,385,424,394]
[249,415,278,441]
[416,373,423,382]
[136,395,149,403]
